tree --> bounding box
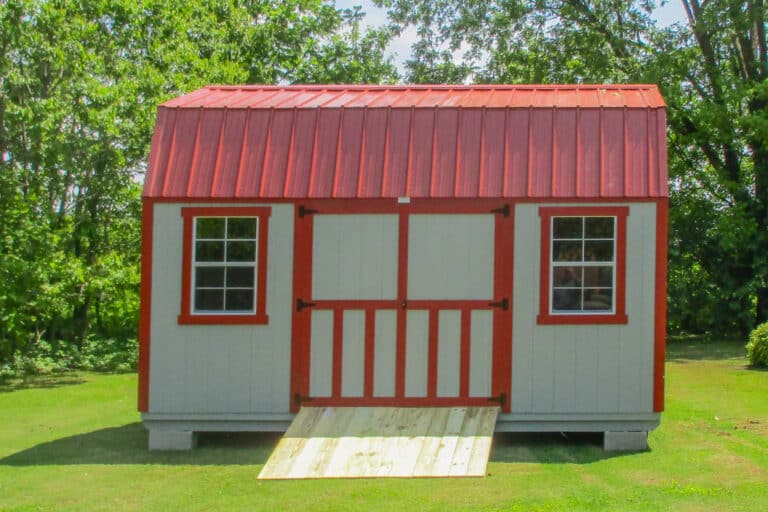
[0,0,397,366]
[379,0,768,333]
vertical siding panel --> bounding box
[235,110,271,197]
[211,109,247,198]
[357,108,388,198]
[596,330,621,412]
[601,109,625,197]
[553,108,578,197]
[405,310,429,397]
[469,310,493,398]
[310,310,334,397]
[382,109,411,197]
[506,109,529,196]
[373,310,397,397]
[283,110,317,197]
[259,110,294,197]
[531,331,555,412]
[436,310,461,397]
[456,108,483,197]
[431,109,459,197]
[334,108,366,197]
[529,109,554,197]
[341,310,366,397]
[407,109,436,197]
[308,109,342,198]
[552,328,577,411]
[572,328,599,411]
[479,109,505,196]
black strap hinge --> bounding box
[294,393,312,406]
[488,297,509,310]
[298,205,319,218]
[488,393,507,407]
[296,298,317,312]
[490,203,510,217]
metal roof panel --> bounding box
[145,84,668,199]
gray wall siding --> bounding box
[508,203,657,415]
[148,202,294,414]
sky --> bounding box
[335,0,689,75]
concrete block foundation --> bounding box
[148,430,198,450]
[603,431,648,451]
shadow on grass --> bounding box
[0,374,87,393]
[666,339,747,362]
[490,432,633,464]
[0,423,280,466]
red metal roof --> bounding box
[144,84,668,199]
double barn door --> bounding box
[290,202,513,412]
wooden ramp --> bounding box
[257,406,498,479]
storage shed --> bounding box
[140,84,668,453]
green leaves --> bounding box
[0,0,396,367]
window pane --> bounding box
[553,266,582,287]
[584,288,613,311]
[553,289,582,310]
[553,217,582,239]
[584,240,613,261]
[227,241,256,262]
[196,218,225,239]
[227,218,257,239]
[553,240,582,261]
[196,267,225,287]
[196,241,224,262]
[195,289,224,311]
[585,217,614,238]
[226,266,255,287]
[226,289,254,311]
[584,266,612,287]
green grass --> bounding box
[1,340,766,511]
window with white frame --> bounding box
[550,216,615,313]
[193,217,259,313]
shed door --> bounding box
[291,203,513,411]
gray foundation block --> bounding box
[148,430,198,450]
[603,431,648,451]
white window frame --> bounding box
[549,215,617,315]
[191,216,259,315]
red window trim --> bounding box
[178,206,271,325]
[537,206,629,325]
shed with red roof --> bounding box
[140,84,668,451]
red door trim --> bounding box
[395,206,410,398]
[653,198,668,411]
[492,209,514,412]
[290,205,314,412]
[138,198,155,412]
[364,309,376,398]
[290,199,514,412]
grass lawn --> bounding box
[1,340,766,511]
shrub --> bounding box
[746,322,768,367]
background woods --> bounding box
[0,0,765,372]
[0,0,396,372]
[378,0,768,334]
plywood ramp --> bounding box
[257,406,498,479]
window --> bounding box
[537,206,628,325]
[178,207,271,324]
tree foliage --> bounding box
[0,0,396,369]
[379,0,768,334]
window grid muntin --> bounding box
[192,217,259,314]
[550,216,616,314]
